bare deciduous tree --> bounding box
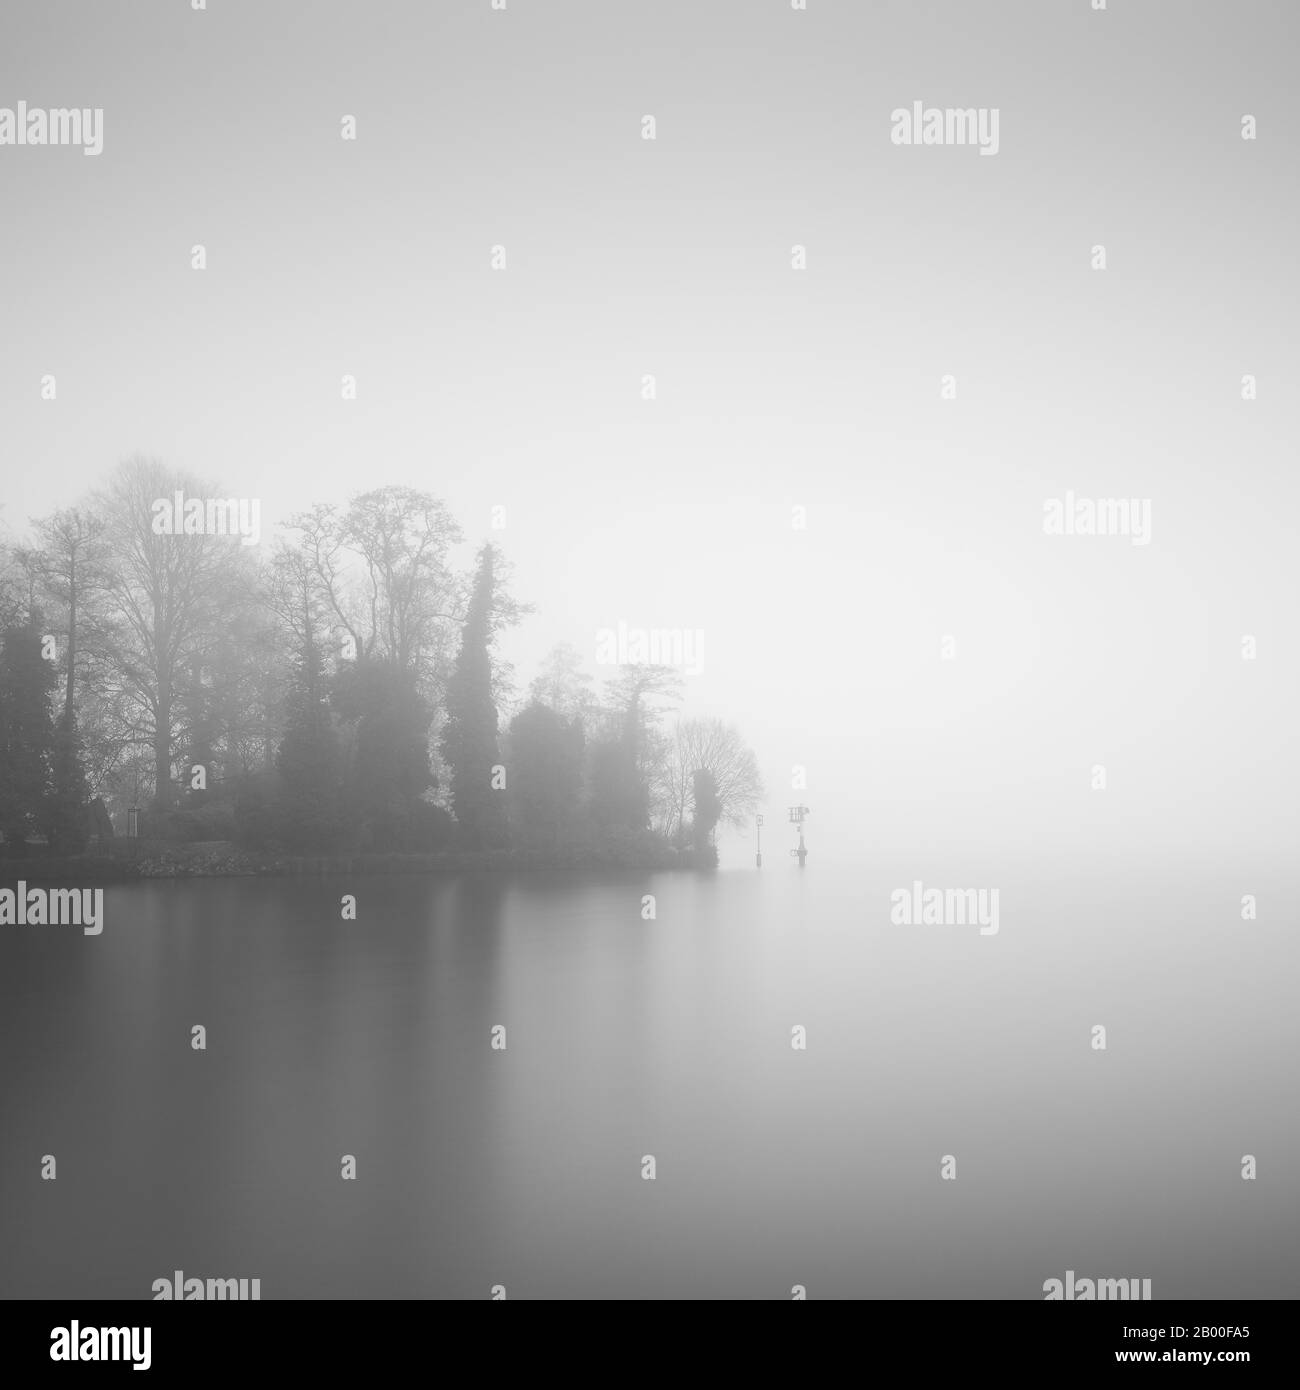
[656,716,764,843]
[92,456,255,806]
[286,486,464,679]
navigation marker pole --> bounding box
[788,804,809,867]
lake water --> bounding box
[1,860,1296,1299]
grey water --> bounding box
[1,861,1296,1299]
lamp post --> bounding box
[755,814,764,868]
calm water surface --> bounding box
[1,861,1296,1298]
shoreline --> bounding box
[0,840,716,882]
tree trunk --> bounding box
[154,679,173,806]
[64,552,76,726]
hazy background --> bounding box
[2,0,1297,869]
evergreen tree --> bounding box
[507,702,584,853]
[45,715,90,853]
[278,629,336,799]
[691,768,722,862]
[589,716,648,832]
[273,632,346,848]
[0,624,57,845]
[331,659,430,850]
[441,544,508,849]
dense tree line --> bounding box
[0,456,763,863]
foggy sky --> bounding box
[2,0,1296,865]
